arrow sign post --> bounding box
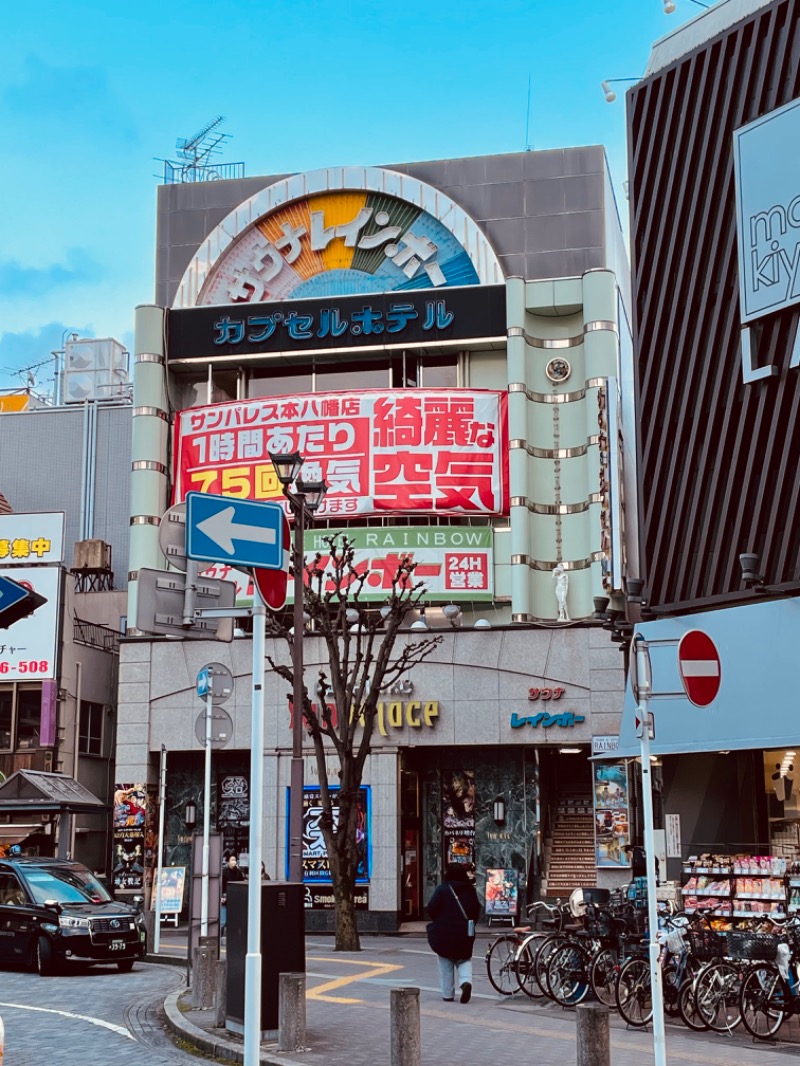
[186,493,285,571]
[0,575,47,630]
[631,634,667,1066]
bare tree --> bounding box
[267,533,442,951]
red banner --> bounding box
[173,389,508,517]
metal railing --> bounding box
[73,617,120,654]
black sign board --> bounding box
[166,284,506,364]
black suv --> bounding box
[0,856,146,975]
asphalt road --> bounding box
[0,959,194,1066]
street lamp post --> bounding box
[268,450,327,884]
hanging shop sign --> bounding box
[168,284,506,362]
[202,525,493,604]
[592,735,620,756]
[593,761,631,869]
[174,389,508,518]
[291,785,371,884]
[0,512,65,565]
[217,772,250,860]
[0,566,60,681]
[442,769,475,868]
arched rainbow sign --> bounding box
[174,167,504,307]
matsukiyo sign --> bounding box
[734,98,800,325]
[174,389,508,518]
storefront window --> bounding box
[16,688,41,750]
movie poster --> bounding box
[484,869,519,917]
[295,785,371,884]
[113,783,147,891]
[593,762,631,868]
[442,769,475,868]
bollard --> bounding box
[214,958,227,1029]
[278,972,306,1052]
[390,987,420,1066]
[143,910,156,953]
[576,1002,610,1066]
[192,936,219,1009]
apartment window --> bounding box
[16,688,41,750]
[79,701,104,756]
[419,355,458,387]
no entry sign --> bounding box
[678,630,721,707]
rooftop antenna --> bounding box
[175,116,230,171]
[524,75,534,151]
[155,116,245,184]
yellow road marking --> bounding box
[305,957,403,1003]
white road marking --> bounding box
[0,1001,134,1039]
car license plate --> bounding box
[110,939,126,951]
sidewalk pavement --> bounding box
[154,927,800,1066]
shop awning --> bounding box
[0,770,107,814]
[0,825,41,844]
[612,598,800,759]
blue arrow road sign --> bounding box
[197,667,210,699]
[186,493,285,570]
[0,575,31,620]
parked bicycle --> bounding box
[739,917,800,1039]
[485,898,565,996]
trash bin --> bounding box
[225,881,305,1039]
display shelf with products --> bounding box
[682,853,789,924]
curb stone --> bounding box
[163,988,311,1066]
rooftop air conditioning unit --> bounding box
[73,539,112,571]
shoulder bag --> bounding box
[449,885,475,937]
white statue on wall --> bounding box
[552,563,569,621]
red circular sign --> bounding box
[253,514,290,610]
[678,630,721,707]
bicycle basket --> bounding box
[727,931,779,961]
[664,928,686,955]
[688,928,726,960]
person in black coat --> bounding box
[427,863,481,1002]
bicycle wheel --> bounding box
[547,943,592,1006]
[485,934,521,995]
[678,978,710,1031]
[514,934,547,999]
[694,961,742,1032]
[740,963,785,1040]
[590,947,619,1008]
[534,934,567,1001]
[616,956,653,1027]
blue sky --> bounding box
[0,0,702,394]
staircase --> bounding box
[544,795,597,898]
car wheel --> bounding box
[117,958,135,973]
[36,937,55,977]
